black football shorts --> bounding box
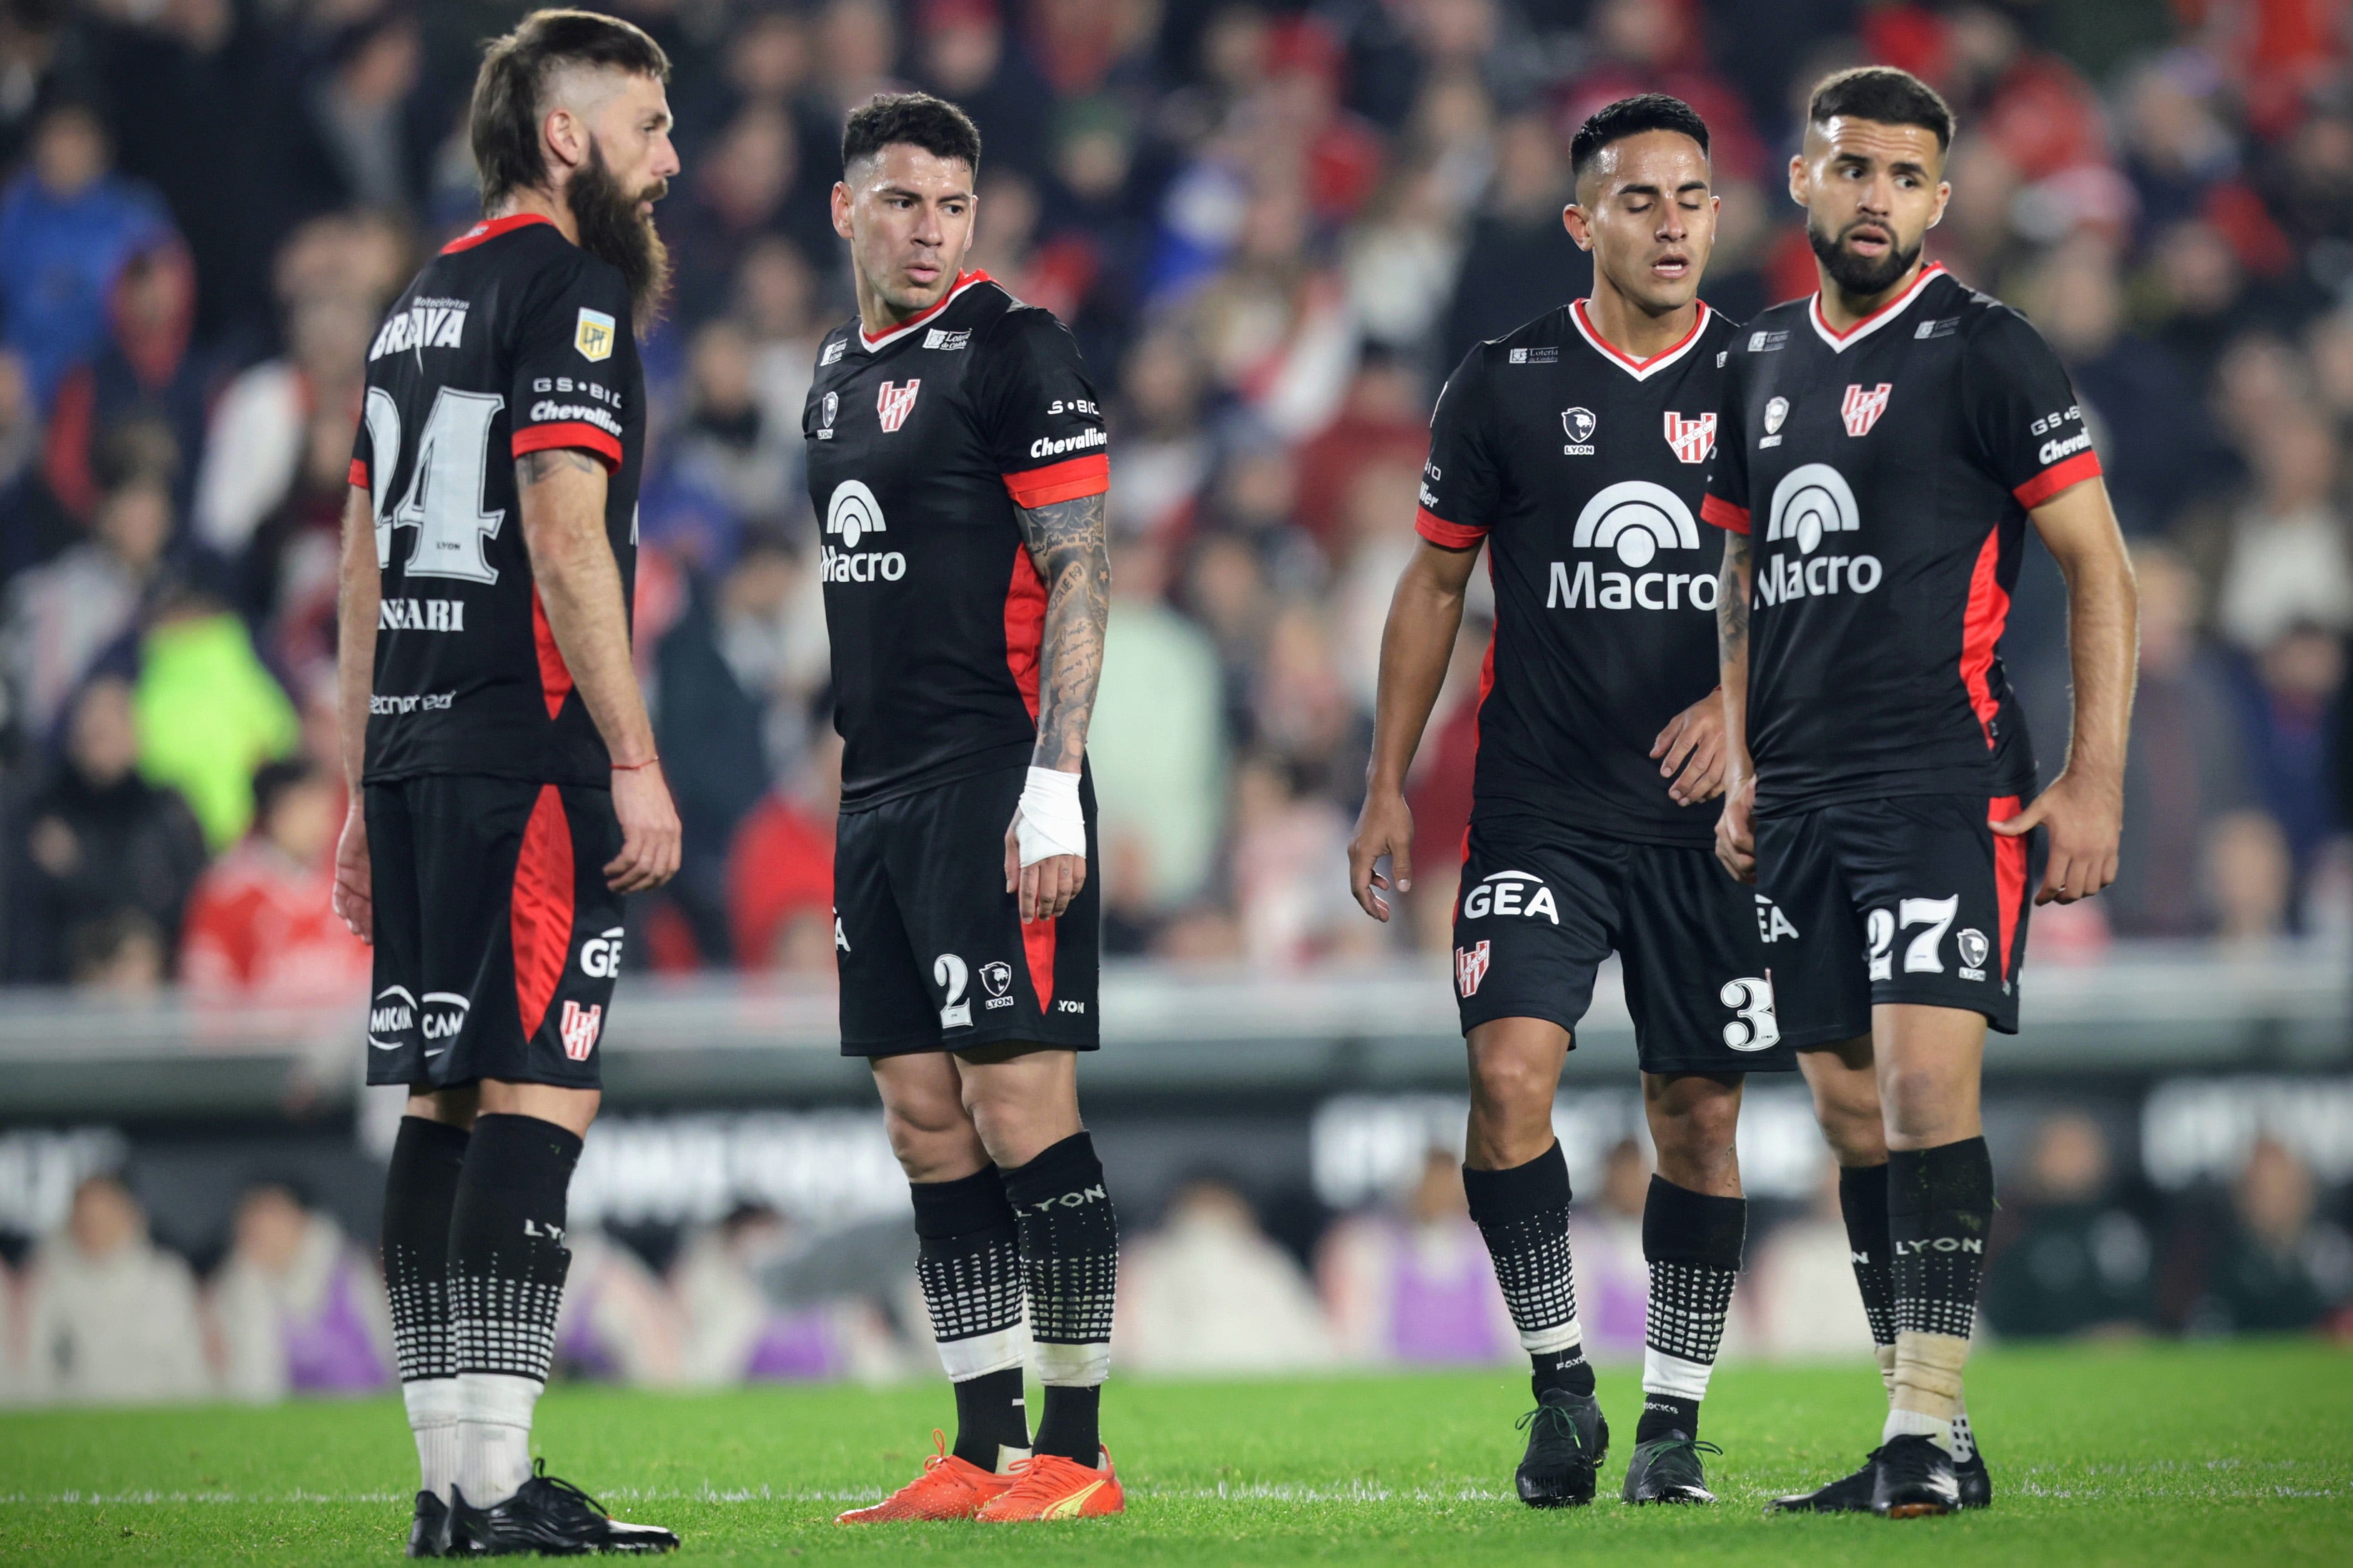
[834,764,1100,1057]
[364,775,626,1090]
[1754,792,2044,1039]
[1451,814,1834,1074]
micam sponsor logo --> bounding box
[377,597,465,631]
[369,691,455,714]
[1546,480,1719,612]
[1756,462,1882,606]
[368,985,416,1049]
[528,400,620,435]
[1460,869,1560,923]
[2038,428,2092,465]
[368,299,469,360]
[1028,427,1107,459]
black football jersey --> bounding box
[348,213,644,787]
[1418,300,1739,844]
[1703,264,2101,816]
[802,271,1109,811]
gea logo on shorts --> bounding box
[823,480,906,584]
[1547,481,1719,614]
[580,926,625,979]
[1758,462,1883,606]
[1460,870,1560,924]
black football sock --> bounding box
[449,1113,581,1507]
[909,1166,1030,1470]
[1636,1175,1745,1444]
[383,1114,470,1498]
[1885,1136,1994,1455]
[1001,1133,1117,1464]
[1838,1161,1899,1398]
[1461,1142,1594,1400]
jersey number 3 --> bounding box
[364,387,506,584]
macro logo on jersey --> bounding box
[1662,411,1717,464]
[1841,382,1892,437]
[1459,869,1560,923]
[368,298,469,361]
[1548,481,1718,613]
[1759,463,1882,605]
[877,380,922,432]
[1456,940,1491,998]
[822,479,904,583]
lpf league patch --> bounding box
[575,308,617,363]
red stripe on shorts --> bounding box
[1991,794,2026,975]
[511,786,575,1041]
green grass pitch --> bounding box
[1,1340,2347,1563]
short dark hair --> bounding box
[251,756,322,831]
[1570,94,1710,186]
[1807,65,1954,151]
[841,91,982,177]
[471,8,671,210]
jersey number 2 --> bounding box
[364,387,506,584]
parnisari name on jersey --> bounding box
[1701,264,2104,815]
[1416,299,1740,845]
[348,213,645,788]
[803,272,1109,811]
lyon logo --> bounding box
[1456,940,1491,998]
[1562,407,1597,443]
[559,1000,602,1061]
[877,380,922,432]
[1841,382,1892,437]
[1663,411,1716,464]
[979,960,1013,998]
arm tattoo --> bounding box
[1718,531,1750,667]
[516,448,603,485]
[1018,490,1111,772]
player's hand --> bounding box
[1003,810,1086,923]
[1348,786,1415,922]
[1652,687,1730,806]
[1993,769,2121,905]
[606,762,682,893]
[1716,770,1758,885]
[331,799,372,943]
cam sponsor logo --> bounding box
[420,992,469,1057]
[877,379,921,432]
[1757,462,1882,606]
[1455,940,1490,997]
[1461,869,1560,923]
[368,299,469,360]
[1028,427,1107,459]
[1547,481,1718,613]
[1664,411,1716,464]
[1840,382,1892,437]
[580,926,626,979]
[377,598,466,631]
[1561,405,1597,454]
[368,985,416,1049]
[575,308,616,363]
[559,1000,602,1061]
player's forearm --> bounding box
[1716,532,1753,768]
[1366,549,1471,796]
[1021,491,1110,774]
[2057,533,2137,786]
[335,484,380,791]
[516,452,657,767]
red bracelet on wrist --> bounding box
[612,757,660,772]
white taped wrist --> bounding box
[1016,767,1086,867]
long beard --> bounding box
[571,143,672,329]
[1807,215,1921,298]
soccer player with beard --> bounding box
[807,95,1122,1525]
[334,9,683,1555]
[1706,67,2137,1517]
[1349,96,1837,1509]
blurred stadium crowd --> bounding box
[4,1113,2345,1403]
[4,0,2353,1398]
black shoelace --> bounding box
[523,1458,612,1520]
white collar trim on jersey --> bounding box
[856,270,994,352]
[1808,262,1949,352]
[1570,298,1713,381]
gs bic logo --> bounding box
[1546,481,1719,614]
[1758,462,1882,606]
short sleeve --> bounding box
[348,419,371,492]
[983,309,1109,509]
[1701,343,1751,534]
[1416,351,1498,549]
[1964,307,2102,508]
[508,257,633,471]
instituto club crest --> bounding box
[560,1000,602,1061]
[877,380,922,432]
[1841,382,1893,437]
[1663,411,1717,464]
[1456,940,1491,999]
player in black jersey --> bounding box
[806,95,1123,1525]
[1707,68,2137,1519]
[333,11,682,1555]
[1349,97,1834,1510]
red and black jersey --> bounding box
[348,213,644,787]
[1419,301,1739,844]
[1704,264,2100,816]
[802,272,1109,811]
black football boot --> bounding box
[1621,1435,1721,1504]
[447,1465,679,1555]
[1513,1386,1609,1508]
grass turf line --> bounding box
[0,1339,2346,1563]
